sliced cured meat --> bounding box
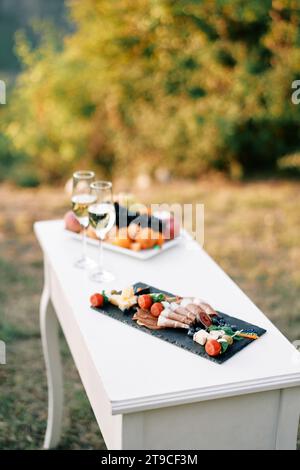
[193,297,205,306]
[157,316,189,329]
[160,308,193,325]
[136,320,162,330]
[199,310,212,328]
[170,302,181,312]
[133,309,150,320]
[133,308,163,330]
[172,305,196,321]
[180,298,194,308]
[185,303,203,319]
[185,303,213,327]
[195,301,217,317]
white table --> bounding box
[34,220,300,450]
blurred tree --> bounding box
[0,0,67,74]
[2,0,300,182]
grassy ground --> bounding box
[0,178,299,449]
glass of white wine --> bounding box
[71,170,96,269]
[88,181,116,283]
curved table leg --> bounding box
[40,258,64,449]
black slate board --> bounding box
[92,282,267,364]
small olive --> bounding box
[223,335,233,345]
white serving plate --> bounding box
[67,230,184,260]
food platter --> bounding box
[68,230,184,259]
[65,201,183,259]
[91,282,267,364]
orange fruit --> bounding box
[128,223,141,240]
[153,232,164,246]
[130,242,142,251]
[136,228,156,249]
[111,236,131,249]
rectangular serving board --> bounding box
[67,230,184,260]
[92,282,267,364]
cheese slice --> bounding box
[109,293,137,311]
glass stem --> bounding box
[98,237,104,274]
[82,227,87,261]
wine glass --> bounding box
[71,170,96,269]
[88,181,116,283]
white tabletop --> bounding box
[35,220,300,415]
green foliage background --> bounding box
[1,0,300,183]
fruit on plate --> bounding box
[114,227,134,249]
[64,211,81,233]
[136,227,157,249]
[67,202,168,251]
[150,302,164,317]
[163,215,180,240]
[107,224,164,251]
[127,222,141,240]
[205,339,222,356]
[111,236,131,249]
[154,211,180,240]
[155,232,164,247]
[138,294,153,310]
[67,203,170,251]
[130,242,142,251]
[90,293,104,308]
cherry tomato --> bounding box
[138,294,153,310]
[205,339,221,357]
[150,302,164,317]
[90,293,104,308]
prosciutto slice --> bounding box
[185,303,213,327]
[160,308,193,325]
[171,304,197,322]
[185,303,203,320]
[133,308,163,330]
[195,301,217,317]
[136,320,162,330]
[133,308,189,330]
[157,316,189,329]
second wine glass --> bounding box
[88,181,116,283]
[71,170,95,269]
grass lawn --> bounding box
[0,178,299,449]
